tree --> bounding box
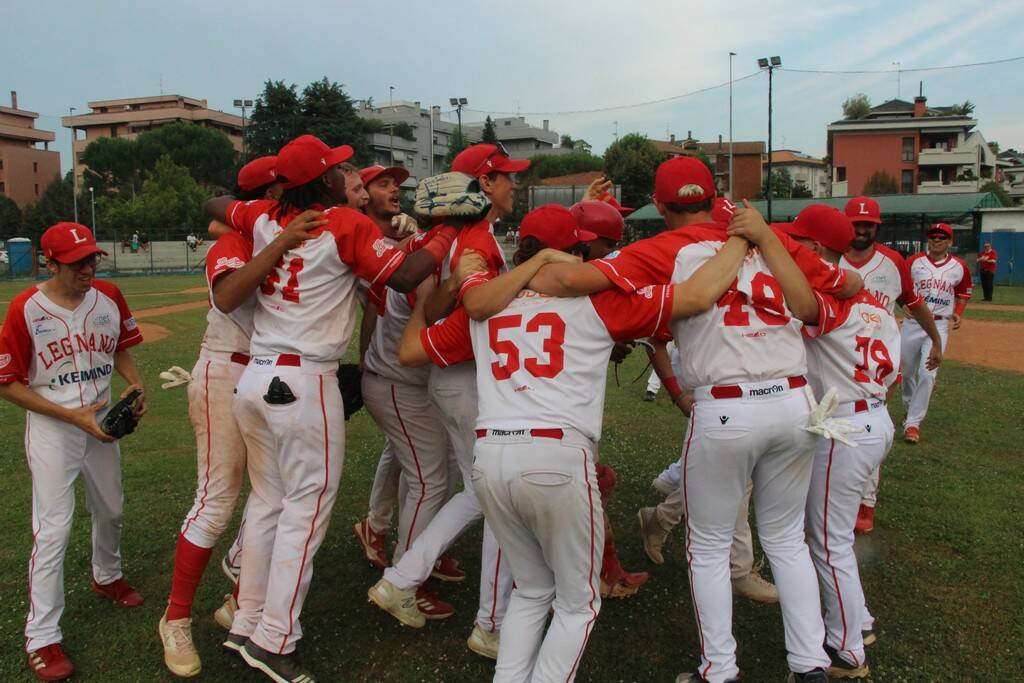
[444,129,471,168]
[791,179,813,198]
[842,93,872,120]
[246,80,304,158]
[862,170,899,195]
[522,152,604,180]
[758,169,793,199]
[482,116,499,144]
[988,141,1000,155]
[99,156,208,241]
[20,172,76,241]
[0,195,21,241]
[950,100,975,116]
[300,77,372,165]
[603,134,667,209]
[980,180,1011,207]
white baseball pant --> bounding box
[362,371,450,563]
[366,438,399,536]
[24,411,124,652]
[473,429,603,683]
[655,478,754,579]
[230,358,345,655]
[180,354,248,549]
[383,362,512,632]
[683,383,828,682]
[900,317,949,429]
[805,401,893,668]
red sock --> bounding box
[166,534,214,620]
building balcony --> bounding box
[918,179,980,194]
[831,180,848,196]
[918,147,976,166]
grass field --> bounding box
[0,275,1021,682]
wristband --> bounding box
[664,376,683,401]
[422,226,458,265]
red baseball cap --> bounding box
[451,144,531,177]
[570,200,624,242]
[711,197,739,223]
[41,222,108,264]
[928,222,953,238]
[788,205,855,254]
[359,165,410,188]
[520,204,597,251]
[654,156,716,204]
[237,156,278,192]
[275,134,354,189]
[845,196,882,224]
[597,191,634,216]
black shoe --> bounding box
[642,391,656,402]
[222,632,247,654]
[240,641,317,683]
[788,669,828,683]
[824,643,870,679]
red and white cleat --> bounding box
[431,553,466,583]
[416,586,455,620]
[27,643,74,681]
[353,518,390,570]
[904,425,920,444]
[854,504,875,535]
[91,578,144,607]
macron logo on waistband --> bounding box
[748,384,786,396]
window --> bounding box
[836,167,847,182]
[33,161,38,173]
[110,125,118,138]
[901,170,914,194]
[0,181,5,193]
[0,159,4,170]
[902,137,914,162]
[35,184,40,196]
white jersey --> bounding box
[227,200,406,362]
[0,281,142,408]
[364,287,430,386]
[422,285,673,442]
[906,253,972,318]
[803,291,901,403]
[592,223,847,389]
[840,244,920,315]
[202,231,255,354]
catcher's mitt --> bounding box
[414,172,491,218]
[337,364,364,420]
[101,389,142,439]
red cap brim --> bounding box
[578,229,599,243]
[326,145,354,166]
[494,157,531,174]
[54,244,107,264]
[849,215,882,225]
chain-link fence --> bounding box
[0,239,209,278]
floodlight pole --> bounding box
[70,107,78,222]
[759,56,781,222]
[729,52,735,199]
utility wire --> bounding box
[779,56,1024,75]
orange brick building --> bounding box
[654,134,765,201]
[0,92,61,208]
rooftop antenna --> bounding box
[159,74,164,95]
[919,81,923,97]
[613,120,619,141]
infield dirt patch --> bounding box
[944,318,1023,374]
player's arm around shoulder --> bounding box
[398,277,438,368]
[463,248,580,321]
[671,234,748,319]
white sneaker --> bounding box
[367,578,425,628]
[221,556,240,585]
[159,614,201,677]
[467,625,500,660]
[637,507,669,565]
[651,476,675,497]
[732,571,779,604]
[213,594,237,630]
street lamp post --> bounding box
[758,56,782,221]
[389,86,396,165]
[69,107,78,222]
[729,52,736,199]
[233,99,253,161]
[429,105,439,175]
[449,97,468,143]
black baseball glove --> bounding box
[101,389,142,439]
[337,364,364,420]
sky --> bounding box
[4,0,1024,174]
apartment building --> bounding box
[653,133,765,201]
[766,150,829,198]
[356,100,457,187]
[462,116,565,159]
[0,91,61,207]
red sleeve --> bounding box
[590,285,675,341]
[92,281,143,350]
[777,229,847,294]
[954,258,973,299]
[0,290,35,385]
[332,208,407,305]
[420,307,474,368]
[890,249,923,308]
[590,231,682,292]
[225,199,273,237]
[453,225,505,301]
[206,232,253,288]
[802,291,853,339]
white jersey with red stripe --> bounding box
[0,280,142,407]
[226,200,406,361]
[202,231,255,354]
[907,252,972,317]
[803,291,901,403]
[421,285,674,442]
[364,287,429,386]
[840,244,920,315]
[590,223,848,389]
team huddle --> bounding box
[0,134,972,683]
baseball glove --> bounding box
[337,363,364,420]
[101,389,142,439]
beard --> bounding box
[850,234,875,250]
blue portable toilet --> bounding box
[7,238,34,276]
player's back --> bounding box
[202,231,254,355]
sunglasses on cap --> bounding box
[927,233,951,240]
[470,142,513,176]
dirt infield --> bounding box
[945,318,1023,373]
[135,300,208,318]
[137,322,170,343]
[970,303,1024,313]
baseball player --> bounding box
[369,146,529,659]
[527,157,864,683]
[901,222,971,443]
[0,222,145,682]
[203,134,456,683]
[780,204,901,678]
[841,196,942,533]
[397,203,751,682]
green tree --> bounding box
[603,134,667,209]
[482,116,499,144]
[950,100,975,116]
[862,169,899,195]
[842,93,872,120]
[301,77,371,165]
[445,128,471,168]
[759,169,793,199]
[522,152,604,180]
[0,195,22,240]
[246,80,304,158]
[791,179,813,198]
[99,156,208,241]
[20,172,76,241]
[980,180,1011,207]
[135,122,236,188]
[79,136,140,192]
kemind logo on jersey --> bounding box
[48,361,113,389]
